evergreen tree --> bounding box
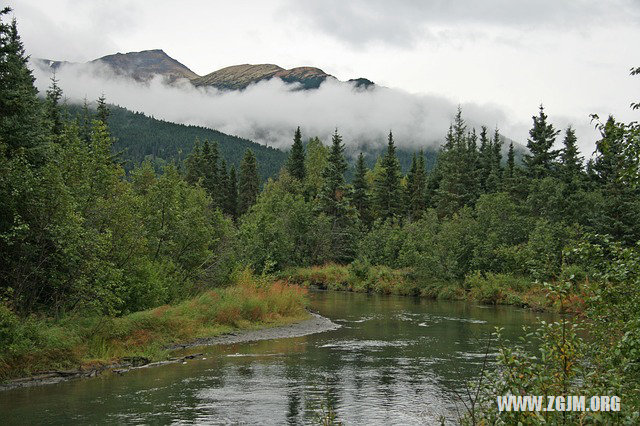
[433,109,480,216]
[238,149,260,215]
[478,126,492,191]
[406,151,427,220]
[485,127,503,192]
[506,142,515,179]
[227,165,238,220]
[185,138,204,185]
[523,105,560,179]
[96,94,109,125]
[559,126,583,184]
[0,8,44,159]
[318,129,357,261]
[219,159,229,213]
[201,140,220,206]
[79,97,92,143]
[45,73,64,137]
[373,131,403,220]
[590,116,640,244]
[352,152,371,227]
[287,126,306,180]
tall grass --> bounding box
[0,270,308,380]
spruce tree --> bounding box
[590,116,640,244]
[478,126,492,191]
[318,129,357,262]
[227,165,238,220]
[96,94,110,125]
[287,126,306,180]
[559,126,583,184]
[238,149,260,215]
[373,131,403,220]
[352,152,371,227]
[485,127,503,192]
[406,151,427,220]
[523,105,560,179]
[501,141,517,193]
[185,138,204,185]
[45,73,64,137]
[202,140,220,206]
[79,97,92,143]
[433,109,479,216]
[219,159,229,213]
[0,8,44,158]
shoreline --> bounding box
[0,311,340,392]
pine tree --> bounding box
[79,97,92,143]
[219,159,229,213]
[373,131,403,220]
[96,94,110,124]
[318,129,357,262]
[406,151,427,220]
[45,73,64,137]
[466,128,482,199]
[185,138,204,185]
[227,165,238,220]
[238,149,260,215]
[352,152,371,227]
[0,8,44,158]
[201,140,220,206]
[559,126,583,184]
[485,127,503,192]
[287,126,306,180]
[433,109,480,216]
[478,126,492,191]
[590,116,640,244]
[523,105,560,179]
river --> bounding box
[0,290,550,425]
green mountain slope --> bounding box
[68,104,287,180]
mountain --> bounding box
[67,104,287,180]
[35,49,373,90]
[192,64,335,90]
[90,49,199,82]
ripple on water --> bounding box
[319,339,412,351]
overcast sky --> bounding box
[10,0,640,153]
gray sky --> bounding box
[11,0,640,153]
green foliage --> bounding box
[523,104,560,179]
[352,152,372,227]
[372,131,403,220]
[317,130,359,263]
[286,126,306,180]
[67,103,286,179]
[238,149,260,215]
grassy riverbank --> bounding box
[279,263,588,313]
[0,272,308,381]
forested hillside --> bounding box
[67,103,287,180]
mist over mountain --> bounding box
[32,49,523,155]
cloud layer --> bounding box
[33,62,515,153]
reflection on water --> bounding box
[0,291,550,425]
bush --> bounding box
[466,272,533,305]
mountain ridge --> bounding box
[35,49,373,91]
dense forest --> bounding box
[1,7,640,423]
[66,103,288,180]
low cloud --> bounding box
[31,60,596,155]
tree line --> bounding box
[2,5,639,320]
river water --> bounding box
[0,291,550,425]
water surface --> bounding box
[0,291,550,425]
